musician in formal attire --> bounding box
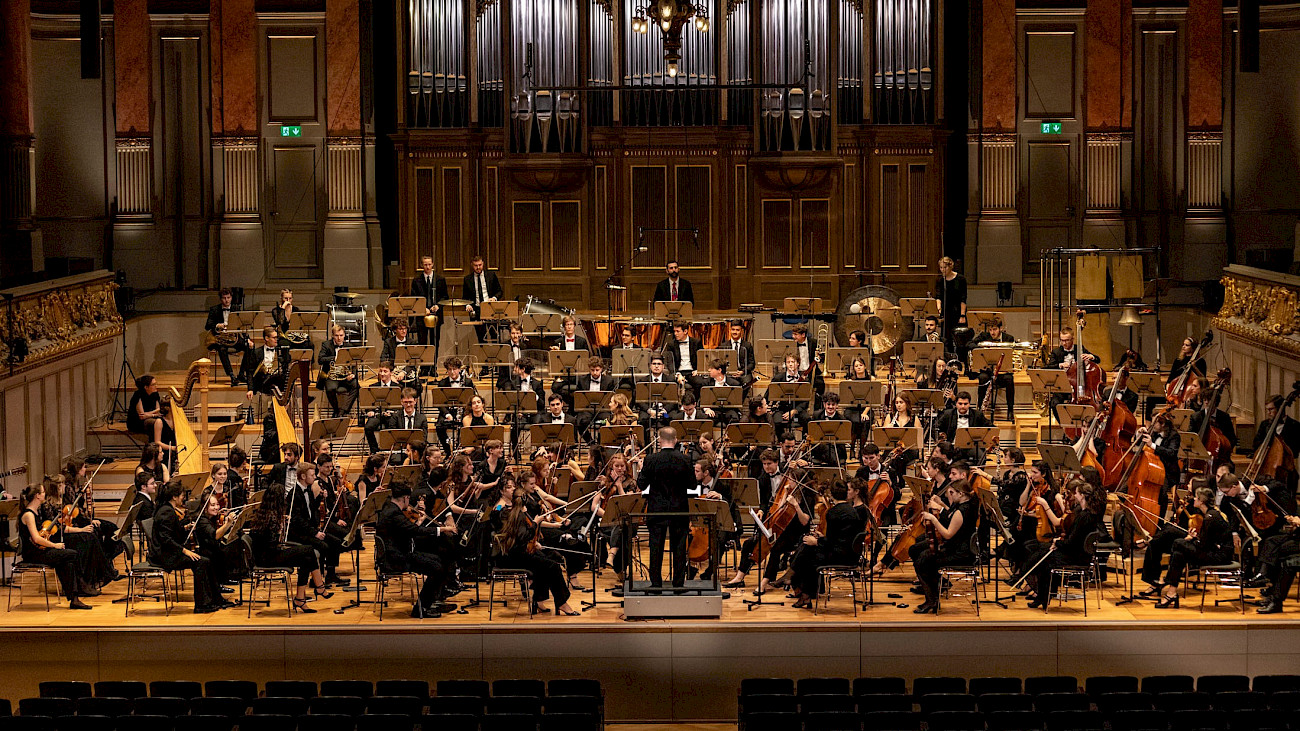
[550,315,589,351]
[246,483,331,614]
[693,359,741,426]
[922,315,941,343]
[723,322,756,390]
[375,482,457,617]
[1150,486,1235,609]
[151,479,231,613]
[653,259,694,303]
[770,354,812,433]
[380,389,428,453]
[909,478,979,614]
[936,391,992,461]
[808,392,851,467]
[204,287,246,385]
[1257,511,1300,614]
[1168,336,1208,391]
[131,472,158,521]
[267,442,303,488]
[432,357,475,451]
[493,490,579,615]
[725,451,816,593]
[970,319,1017,421]
[637,427,695,589]
[17,485,92,609]
[462,254,504,343]
[556,357,614,417]
[636,355,676,430]
[1022,479,1106,609]
[317,325,358,418]
[789,481,868,608]
[854,444,901,525]
[243,326,290,399]
[497,323,528,384]
[935,256,968,349]
[127,374,176,449]
[669,392,716,431]
[665,322,703,379]
[1250,393,1300,516]
[1141,417,1183,511]
[1185,376,1237,451]
[790,324,820,379]
[410,256,448,372]
[312,455,355,586]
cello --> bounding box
[1194,368,1235,476]
[1109,411,1171,538]
[1064,310,1105,440]
[748,463,815,567]
[1166,330,1213,406]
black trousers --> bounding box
[738,523,807,581]
[396,550,447,607]
[295,533,343,573]
[1260,533,1300,590]
[27,546,84,599]
[323,378,358,418]
[157,553,221,608]
[793,545,855,598]
[257,543,317,587]
[1164,539,1230,588]
[500,548,570,606]
[1140,525,1184,586]
[911,542,973,601]
[207,343,241,380]
[647,515,689,587]
[977,373,1016,421]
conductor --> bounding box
[637,427,694,589]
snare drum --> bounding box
[690,318,752,350]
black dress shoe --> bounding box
[913,601,938,614]
[1257,600,1283,614]
[195,605,220,614]
[69,599,92,610]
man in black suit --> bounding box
[461,254,505,344]
[431,358,475,451]
[242,326,291,398]
[410,255,449,370]
[267,442,303,488]
[769,354,816,433]
[1252,393,1300,512]
[722,321,756,391]
[970,319,1017,421]
[692,359,741,425]
[636,355,677,430]
[132,471,158,521]
[652,259,694,304]
[808,392,852,466]
[637,427,695,589]
[550,316,589,352]
[535,393,577,427]
[151,479,229,613]
[376,483,457,618]
[204,287,247,385]
[501,357,546,412]
[790,323,820,379]
[664,322,703,379]
[935,391,992,460]
[554,356,613,409]
[318,325,359,418]
[376,389,427,454]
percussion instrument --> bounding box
[327,304,367,346]
[835,285,902,355]
[690,318,752,350]
[581,317,669,352]
[520,295,574,317]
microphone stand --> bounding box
[605,232,649,354]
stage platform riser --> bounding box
[2,624,1298,722]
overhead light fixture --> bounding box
[632,0,708,73]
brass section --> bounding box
[0,271,123,373]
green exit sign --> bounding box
[1040,121,1063,135]
[280,125,302,137]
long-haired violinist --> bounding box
[17,484,93,609]
[247,483,332,614]
[491,488,580,616]
[1021,478,1106,609]
[909,478,979,614]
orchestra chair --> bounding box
[936,533,983,617]
[371,535,422,621]
[1084,677,1139,697]
[356,713,414,731]
[852,678,907,697]
[17,698,76,718]
[187,715,237,731]
[1107,709,1167,731]
[94,681,147,699]
[304,713,354,731]
[912,678,967,698]
[814,532,867,616]
[6,554,57,612]
[484,537,533,621]
[1046,532,1108,616]
[1184,536,1254,614]
[237,535,295,618]
[123,519,175,616]
[436,680,490,700]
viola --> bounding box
[886,497,929,565]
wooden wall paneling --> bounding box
[1135,25,1183,265]
[907,163,930,267]
[595,164,608,270]
[629,165,669,270]
[512,200,545,271]
[267,35,319,122]
[442,166,465,270]
[879,163,900,268]
[800,198,831,269]
[761,199,794,269]
[486,164,500,268]
[1025,31,1077,119]
[551,200,582,270]
[1027,142,1072,219]
[27,381,42,475]
[674,165,712,270]
[415,167,434,263]
[734,164,748,269]
[843,162,858,270]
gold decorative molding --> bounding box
[1213,266,1300,357]
[0,271,123,372]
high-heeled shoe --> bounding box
[913,600,938,614]
[1153,594,1180,609]
[531,602,550,615]
[557,607,581,616]
[292,598,317,614]
[721,578,746,589]
[1138,585,1163,598]
[313,587,334,600]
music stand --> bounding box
[903,475,934,503]
[975,483,1016,608]
[635,381,680,406]
[599,425,642,451]
[495,391,539,458]
[209,421,246,460]
[385,296,422,319]
[955,427,999,461]
[740,496,781,610]
[460,425,506,451]
[727,422,775,450]
[336,346,371,373]
[670,419,715,441]
[1126,372,1165,423]
[309,417,351,444]
[1039,443,1085,476]
[1168,409,1194,432]
[335,488,394,614]
[548,350,589,378]
[394,344,438,373]
[1177,432,1212,462]
[521,313,563,342]
[807,419,853,473]
[654,301,694,322]
[288,310,328,331]
[969,347,1012,373]
[1030,369,1073,433]
[529,423,577,452]
[839,380,883,410]
[361,388,402,422]
[756,339,795,370]
[613,348,651,377]
[227,311,261,332]
[380,465,423,489]
[968,310,1003,333]
[687,497,730,593]
[603,493,647,591]
[899,298,939,340]
[1054,404,1097,438]
[378,429,424,454]
[765,381,813,406]
[876,426,920,451]
[479,300,519,335]
[904,389,948,414]
[783,297,823,316]
[699,386,744,410]
[573,390,614,424]
[698,349,740,373]
[902,341,944,377]
[828,347,876,376]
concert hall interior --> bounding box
[3,0,1300,725]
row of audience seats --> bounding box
[738,675,1300,731]
[0,679,602,731]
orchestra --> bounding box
[7,255,1300,624]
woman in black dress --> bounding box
[135,442,171,486]
[1024,478,1107,609]
[935,256,968,349]
[193,495,241,587]
[476,439,508,494]
[492,492,580,616]
[61,458,125,568]
[43,476,116,591]
[909,478,980,614]
[246,483,330,614]
[17,485,93,609]
[790,481,868,608]
[127,374,175,448]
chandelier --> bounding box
[630,0,710,77]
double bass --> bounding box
[1194,368,1235,476]
[1098,354,1140,489]
[1065,310,1105,440]
[1110,410,1171,539]
[1243,380,1300,529]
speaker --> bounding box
[80,0,101,79]
[1240,0,1260,73]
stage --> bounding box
[3,565,1300,722]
